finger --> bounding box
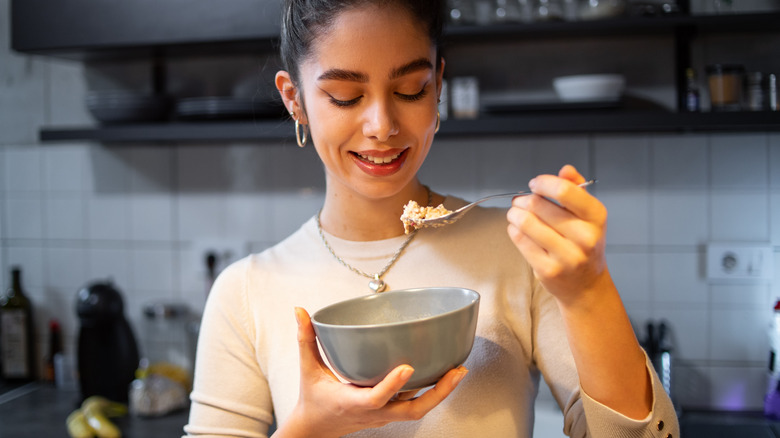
[527,175,604,225]
[295,307,337,379]
[507,208,579,272]
[388,366,468,419]
[558,164,587,185]
[393,389,421,401]
[507,200,572,250]
[365,365,415,407]
[507,221,550,268]
[511,194,602,250]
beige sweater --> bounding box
[185,198,679,438]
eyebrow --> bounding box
[317,57,434,83]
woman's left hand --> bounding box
[506,164,608,305]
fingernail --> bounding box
[399,365,414,381]
[452,367,468,386]
[294,307,302,325]
[528,178,537,189]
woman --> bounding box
[184,0,679,437]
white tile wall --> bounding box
[5,246,45,291]
[0,33,47,145]
[130,194,175,241]
[710,190,769,241]
[656,305,709,362]
[772,193,780,246]
[45,196,86,240]
[87,246,132,290]
[710,307,771,363]
[651,190,709,245]
[653,252,708,304]
[2,25,780,415]
[770,134,780,189]
[87,195,132,241]
[711,134,769,189]
[43,144,90,193]
[652,134,708,189]
[4,147,44,192]
[47,59,92,126]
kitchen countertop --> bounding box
[0,383,189,438]
[681,410,780,438]
[3,382,780,437]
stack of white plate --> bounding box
[85,91,170,124]
[174,97,284,120]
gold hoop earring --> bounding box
[295,118,308,147]
[434,110,441,134]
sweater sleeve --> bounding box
[580,354,680,438]
[532,278,679,438]
[183,257,275,438]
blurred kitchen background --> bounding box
[1,0,780,435]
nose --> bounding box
[362,98,399,142]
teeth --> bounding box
[358,152,400,164]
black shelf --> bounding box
[443,12,780,42]
[13,2,780,60]
[13,5,780,142]
[10,0,282,61]
[39,111,780,143]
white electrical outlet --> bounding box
[192,239,249,276]
[185,239,250,300]
[706,243,773,283]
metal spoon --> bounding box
[403,179,596,229]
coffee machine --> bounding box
[76,280,139,403]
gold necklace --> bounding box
[315,187,432,293]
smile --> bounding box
[354,152,402,165]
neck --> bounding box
[319,180,432,241]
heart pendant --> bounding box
[369,278,386,293]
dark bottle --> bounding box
[45,319,63,383]
[0,267,36,382]
[685,68,700,112]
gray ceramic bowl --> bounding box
[311,287,480,391]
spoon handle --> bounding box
[471,179,595,208]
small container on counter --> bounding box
[706,64,745,111]
[141,302,196,376]
[451,76,480,119]
[745,71,764,111]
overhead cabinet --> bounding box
[10,1,780,143]
[11,0,281,59]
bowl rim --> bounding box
[311,287,480,329]
[553,73,626,84]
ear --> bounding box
[275,70,303,119]
[436,58,446,101]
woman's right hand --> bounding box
[273,307,468,438]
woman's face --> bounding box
[295,5,442,200]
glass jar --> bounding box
[768,74,778,111]
[141,302,195,375]
[706,64,745,111]
[744,72,764,112]
[535,0,564,21]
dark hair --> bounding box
[280,0,444,86]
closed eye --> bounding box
[329,95,362,107]
[397,87,428,102]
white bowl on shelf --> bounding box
[553,74,626,102]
